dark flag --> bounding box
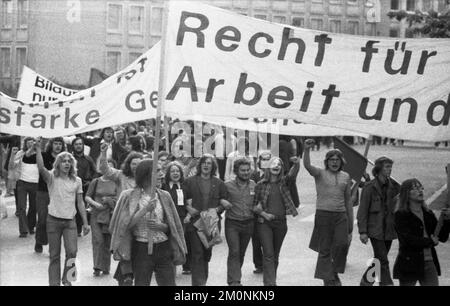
[333,136,368,183]
[88,68,109,87]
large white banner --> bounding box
[6,47,365,138]
[163,1,450,142]
[1,44,161,137]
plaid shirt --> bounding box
[254,175,298,217]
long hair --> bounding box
[121,151,144,178]
[395,178,428,213]
[53,152,77,180]
[45,137,66,155]
[263,157,285,183]
[195,154,218,177]
[71,137,84,153]
[323,149,345,171]
[165,161,185,185]
[22,137,35,152]
[135,159,153,189]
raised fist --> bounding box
[11,147,19,154]
[304,139,315,149]
[100,143,109,152]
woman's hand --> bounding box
[148,220,168,233]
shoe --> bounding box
[334,273,342,286]
[34,243,43,253]
[19,233,27,238]
[102,270,110,275]
[182,269,191,275]
[62,280,72,286]
[123,275,133,286]
[15,211,19,217]
[253,267,263,274]
[29,230,35,235]
[93,269,101,277]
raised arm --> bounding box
[286,155,301,182]
[303,139,321,177]
[35,137,51,183]
[98,143,120,182]
[344,176,354,234]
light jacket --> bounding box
[109,188,187,265]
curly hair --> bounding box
[233,157,251,175]
[53,152,77,180]
[195,154,218,177]
[165,161,185,185]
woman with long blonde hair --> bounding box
[36,138,90,286]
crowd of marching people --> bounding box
[0,120,449,287]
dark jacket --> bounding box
[0,135,21,172]
[183,175,227,212]
[162,182,187,219]
[393,208,444,280]
[357,178,400,240]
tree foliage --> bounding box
[387,8,450,38]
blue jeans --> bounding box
[361,239,393,286]
[225,218,254,285]
[131,240,175,286]
[257,219,287,286]
[186,224,212,286]
[47,215,78,286]
[16,180,37,234]
[36,191,49,245]
[90,213,111,272]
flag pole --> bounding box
[148,0,170,254]
[351,135,372,201]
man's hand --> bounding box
[304,139,315,149]
[221,200,233,210]
[431,235,439,246]
[360,233,369,244]
[82,224,90,236]
[261,212,275,221]
[183,214,192,224]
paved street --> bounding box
[1,146,449,286]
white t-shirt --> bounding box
[47,171,83,219]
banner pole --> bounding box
[164,116,170,153]
[351,135,372,202]
[434,164,450,237]
[148,0,170,254]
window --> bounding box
[389,29,399,37]
[329,20,342,33]
[129,5,144,34]
[16,47,27,76]
[254,14,267,20]
[292,17,304,27]
[406,0,416,11]
[391,0,399,10]
[365,23,376,36]
[348,21,359,35]
[106,51,121,75]
[151,7,163,35]
[347,0,357,4]
[311,18,323,30]
[0,48,11,77]
[129,52,142,64]
[107,4,122,32]
[1,0,13,28]
[273,15,287,24]
[17,0,28,28]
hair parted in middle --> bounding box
[53,152,77,180]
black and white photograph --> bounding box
[0,0,450,290]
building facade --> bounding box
[0,0,447,94]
